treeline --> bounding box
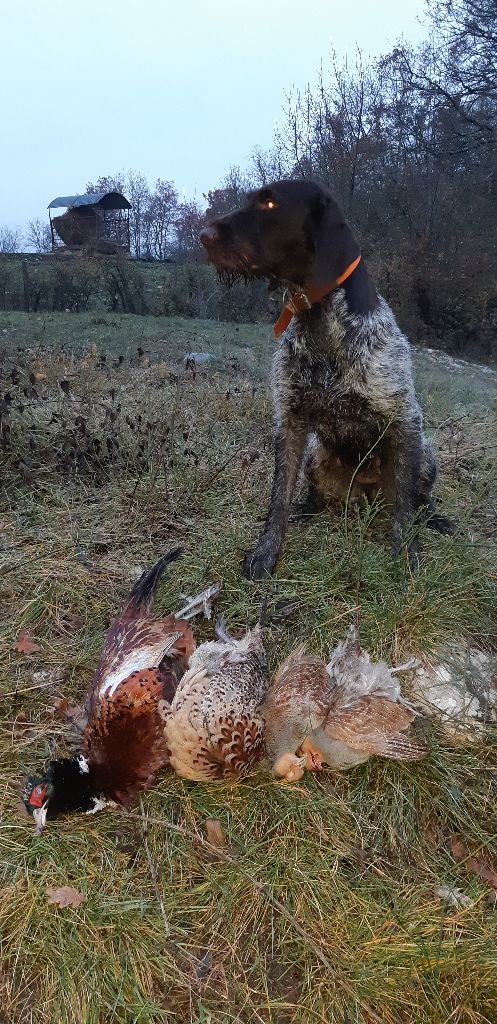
[2,0,496,360]
[230,0,497,360]
[0,255,270,324]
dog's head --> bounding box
[200,179,360,290]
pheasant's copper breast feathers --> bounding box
[82,550,196,802]
[23,550,226,823]
[83,612,194,800]
[83,668,171,803]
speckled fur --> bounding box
[199,178,452,579]
[247,288,442,577]
[275,288,434,482]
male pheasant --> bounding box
[23,549,219,829]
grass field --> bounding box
[1,310,497,1024]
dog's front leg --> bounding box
[391,421,423,568]
[244,420,307,580]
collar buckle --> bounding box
[286,288,312,314]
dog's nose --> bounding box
[199,225,218,248]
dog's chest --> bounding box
[275,343,382,436]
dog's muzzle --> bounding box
[199,225,219,249]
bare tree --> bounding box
[0,226,21,253]
[250,145,288,184]
[425,0,497,139]
[204,166,253,221]
[85,173,126,194]
[143,180,178,261]
[174,200,205,258]
[26,218,52,253]
[125,171,150,259]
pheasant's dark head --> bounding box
[23,755,104,832]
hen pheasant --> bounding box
[164,616,268,781]
[23,549,219,829]
[264,627,427,782]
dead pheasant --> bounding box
[164,614,268,781]
[23,549,219,829]
[264,627,427,782]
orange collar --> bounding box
[273,254,362,338]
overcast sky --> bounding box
[2,0,426,233]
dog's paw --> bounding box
[425,513,456,536]
[243,540,278,580]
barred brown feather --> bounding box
[265,632,428,779]
[165,626,268,782]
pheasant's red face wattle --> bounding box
[27,783,48,808]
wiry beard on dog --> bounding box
[216,265,284,295]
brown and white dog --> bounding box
[200,179,453,579]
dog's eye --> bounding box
[263,200,276,210]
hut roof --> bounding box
[48,191,131,210]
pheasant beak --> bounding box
[33,802,49,834]
[299,738,324,770]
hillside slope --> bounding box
[1,311,496,1024]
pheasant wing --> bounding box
[376,733,428,761]
[88,616,194,712]
[87,548,193,712]
[324,696,419,754]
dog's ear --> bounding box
[308,193,360,288]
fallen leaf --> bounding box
[205,962,229,1000]
[450,835,497,889]
[16,799,31,820]
[50,697,86,726]
[349,844,375,869]
[31,668,66,687]
[46,886,85,909]
[65,701,85,721]
[33,371,46,382]
[450,836,466,862]
[15,631,41,655]
[205,818,225,850]
[466,858,497,889]
[240,450,260,472]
